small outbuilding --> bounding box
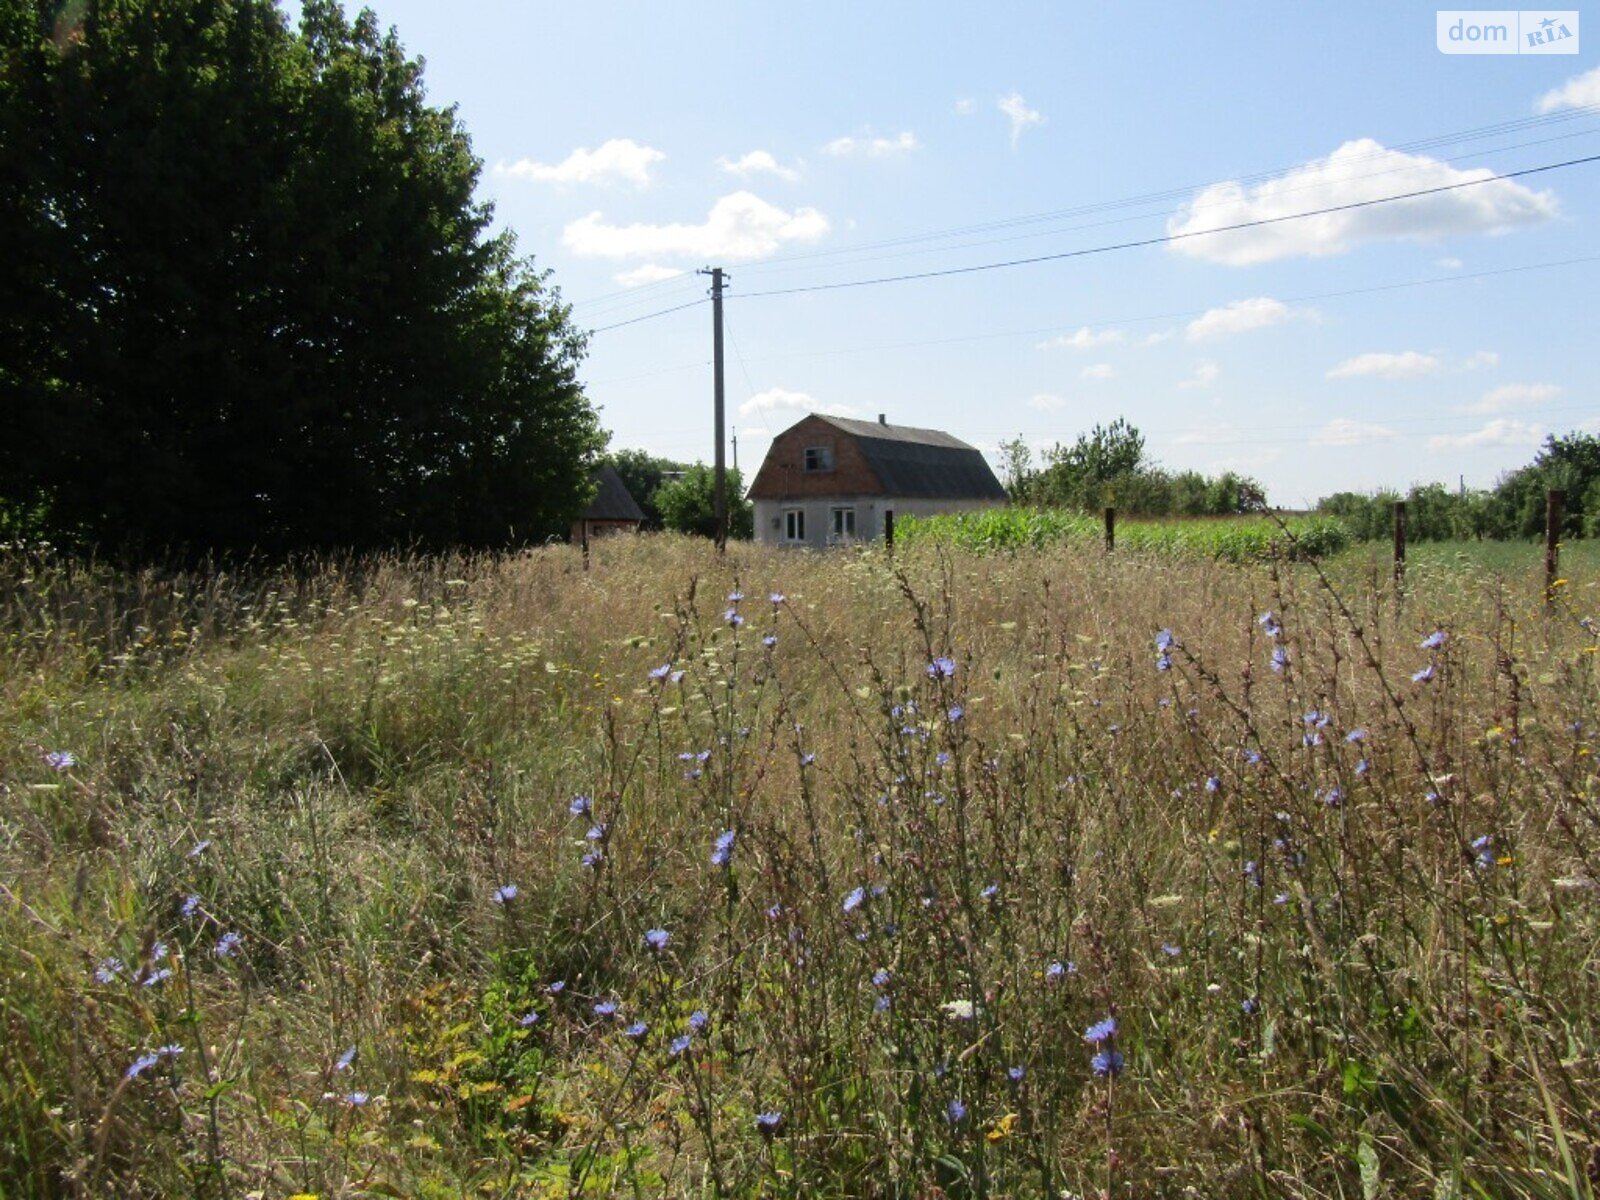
[747,414,1006,548]
[571,463,646,544]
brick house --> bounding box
[747,414,1006,548]
[570,463,646,544]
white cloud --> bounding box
[823,131,919,158]
[954,97,976,116]
[1140,330,1173,347]
[998,91,1044,147]
[1429,419,1544,450]
[1036,325,1123,351]
[1436,256,1464,269]
[1310,418,1398,446]
[1537,64,1600,112]
[1179,361,1220,389]
[1080,363,1116,381]
[563,192,830,262]
[1465,382,1563,413]
[738,387,856,420]
[1185,297,1311,343]
[1027,393,1066,411]
[1326,351,1441,380]
[612,264,685,288]
[495,139,665,188]
[1166,138,1557,265]
[1463,350,1499,370]
[718,150,801,183]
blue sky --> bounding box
[294,1,1598,505]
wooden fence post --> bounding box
[1104,507,1115,553]
[1392,501,1407,591]
[1545,489,1565,606]
[884,509,894,555]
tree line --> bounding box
[0,0,603,558]
[1316,432,1600,541]
[998,420,1268,517]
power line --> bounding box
[731,105,1600,276]
[730,124,1600,282]
[582,151,1600,335]
[571,107,1600,328]
[736,153,1600,299]
[588,296,708,333]
[579,249,1600,375]
[738,251,1600,363]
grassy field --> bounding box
[2,535,1598,1197]
[900,508,1352,561]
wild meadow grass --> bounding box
[1,534,1597,1197]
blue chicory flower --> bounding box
[1092,1049,1125,1077]
[1084,1016,1117,1044]
[125,1052,161,1079]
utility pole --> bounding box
[699,266,729,552]
[731,426,738,472]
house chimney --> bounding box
[878,413,887,425]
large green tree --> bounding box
[0,0,602,555]
[656,464,753,540]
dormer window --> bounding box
[803,445,833,472]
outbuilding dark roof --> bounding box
[816,416,1007,501]
[581,464,646,522]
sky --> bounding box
[289,1,1598,506]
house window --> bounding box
[830,507,855,540]
[803,445,833,472]
[783,508,806,542]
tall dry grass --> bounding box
[1,534,1597,1198]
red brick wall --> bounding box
[748,416,884,500]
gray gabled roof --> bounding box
[816,416,1007,501]
[582,464,646,522]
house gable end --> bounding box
[747,415,887,500]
